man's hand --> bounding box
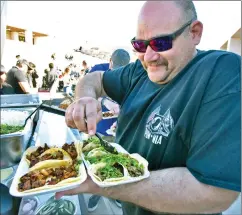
[65,97,102,135]
[55,176,101,200]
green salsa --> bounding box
[96,164,124,181]
[89,153,144,179]
[0,124,24,135]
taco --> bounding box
[18,159,84,193]
[89,162,129,182]
[82,137,101,155]
[88,153,145,182]
[86,147,109,159]
[25,141,82,171]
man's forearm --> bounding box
[98,167,238,214]
[75,72,107,100]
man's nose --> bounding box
[144,46,159,62]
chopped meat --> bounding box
[23,180,31,191]
[40,169,49,176]
[70,171,77,177]
[54,168,63,176]
[40,153,53,161]
[47,178,58,185]
[20,175,31,183]
[32,180,46,189]
[55,150,64,159]
[18,183,24,191]
[46,169,54,175]
[103,112,114,117]
[66,166,74,172]
[29,158,39,167]
[62,143,77,159]
[27,144,50,167]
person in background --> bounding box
[58,1,240,215]
[89,62,109,73]
[6,59,33,94]
[42,69,49,90]
[26,63,34,88]
[30,63,39,89]
[87,49,130,212]
[51,53,56,61]
[16,54,20,60]
[62,67,73,96]
[0,65,14,95]
[47,63,58,90]
[82,60,90,75]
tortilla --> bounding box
[18,159,84,193]
[86,147,108,159]
[88,153,148,183]
[89,162,129,182]
[29,148,72,171]
[25,141,82,171]
[82,142,99,152]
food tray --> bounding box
[9,144,87,197]
[0,108,36,169]
[10,111,87,197]
[0,94,41,108]
[102,111,118,119]
[82,142,150,188]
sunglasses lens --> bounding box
[150,36,172,52]
[0,72,5,75]
[131,41,147,53]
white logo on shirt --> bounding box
[144,107,174,144]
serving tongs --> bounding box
[39,104,118,154]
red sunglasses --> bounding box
[0,71,6,75]
[131,19,194,53]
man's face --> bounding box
[136,2,200,84]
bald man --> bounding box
[57,1,240,215]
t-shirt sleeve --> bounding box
[15,70,27,82]
[186,53,241,192]
[103,60,142,105]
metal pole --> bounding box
[1,1,8,62]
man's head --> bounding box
[0,65,7,85]
[16,59,29,73]
[82,60,87,68]
[49,63,54,69]
[132,1,203,84]
[110,49,131,70]
[16,55,20,60]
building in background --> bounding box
[1,1,7,61]
[220,27,241,55]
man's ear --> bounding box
[190,20,203,46]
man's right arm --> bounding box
[74,71,107,100]
[18,82,36,94]
[65,71,107,134]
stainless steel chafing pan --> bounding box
[0,108,36,169]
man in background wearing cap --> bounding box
[88,48,131,73]
[0,65,14,95]
[6,59,33,94]
[86,48,130,212]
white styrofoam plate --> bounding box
[106,129,116,137]
[10,111,87,197]
[82,143,150,188]
[10,145,87,197]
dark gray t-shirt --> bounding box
[103,50,241,215]
[6,66,27,94]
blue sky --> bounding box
[6,1,241,50]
